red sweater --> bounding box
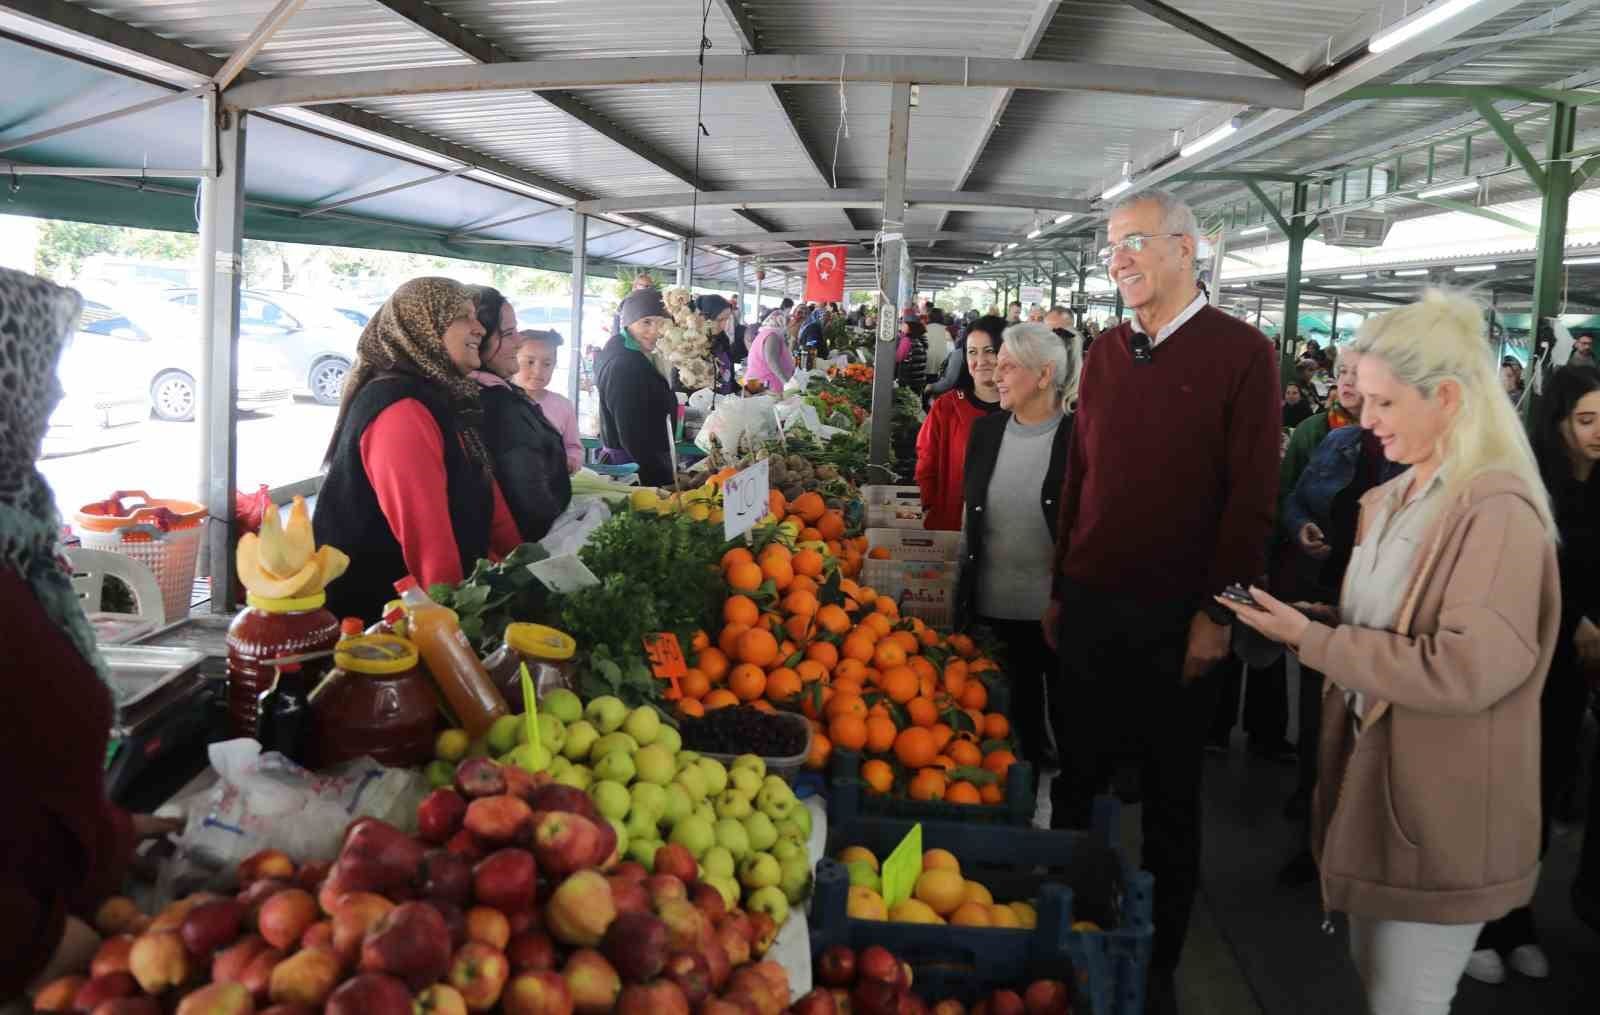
[1,567,135,996]
[916,390,997,531]
[1055,306,1281,603]
[361,400,523,589]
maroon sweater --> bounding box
[1054,305,1281,604]
[1,567,135,996]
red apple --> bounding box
[611,861,648,882]
[237,878,290,928]
[91,934,137,977]
[750,960,790,1008]
[31,975,86,1011]
[599,910,669,983]
[1022,980,1070,1015]
[238,849,295,885]
[545,870,616,948]
[931,1002,966,1015]
[465,795,535,846]
[500,764,546,805]
[211,934,269,984]
[986,990,1025,1015]
[174,981,254,1015]
[294,859,331,894]
[418,789,469,844]
[897,994,930,1015]
[850,980,901,1015]
[360,901,453,992]
[689,882,727,923]
[414,984,470,1015]
[589,818,619,871]
[455,758,507,799]
[257,889,317,950]
[656,899,708,953]
[466,906,512,950]
[258,1006,317,1015]
[527,784,600,821]
[421,850,475,908]
[698,936,731,990]
[661,950,712,1007]
[299,919,337,957]
[607,875,650,916]
[448,941,510,1011]
[502,970,575,1015]
[793,989,841,1015]
[340,818,427,893]
[654,844,698,884]
[325,972,414,1015]
[715,921,752,969]
[238,946,284,1002]
[817,944,856,988]
[728,968,782,1015]
[72,972,138,1011]
[128,931,190,994]
[331,892,394,963]
[474,848,538,914]
[435,899,469,950]
[94,897,144,936]
[446,829,486,864]
[699,1000,756,1015]
[532,811,602,877]
[267,948,342,1007]
[508,906,541,936]
[747,910,778,957]
[90,999,163,1015]
[507,930,557,973]
[617,980,689,1015]
[562,949,621,1015]
[645,873,687,908]
[857,946,901,986]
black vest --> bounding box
[479,383,571,543]
[314,373,491,621]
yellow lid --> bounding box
[503,623,576,661]
[247,591,328,613]
[335,634,420,675]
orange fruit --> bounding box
[982,750,1017,779]
[722,595,759,627]
[690,629,710,652]
[791,491,826,524]
[830,714,868,751]
[799,527,823,544]
[729,663,767,701]
[889,630,920,655]
[909,768,948,802]
[987,901,1020,926]
[788,574,818,597]
[913,868,966,915]
[721,547,755,571]
[759,542,793,563]
[862,613,893,639]
[918,626,940,647]
[697,647,729,683]
[970,657,999,674]
[893,727,937,768]
[816,604,851,635]
[793,548,825,577]
[872,640,908,671]
[861,759,895,795]
[853,585,878,605]
[875,596,899,618]
[944,782,982,805]
[806,732,832,771]
[834,658,869,683]
[868,547,891,560]
[726,561,763,592]
[962,881,994,906]
[704,688,740,710]
[765,667,802,702]
[680,668,711,700]
[982,713,1010,739]
[830,677,864,698]
[825,692,867,721]
[960,681,989,711]
[760,556,794,591]
[782,589,820,617]
[942,660,969,696]
[930,754,957,772]
[842,633,877,662]
[908,654,936,683]
[949,901,991,926]
[751,700,777,713]
[865,715,897,753]
[737,627,780,667]
[947,633,977,658]
[906,696,938,728]
[717,623,750,658]
[947,738,982,768]
[802,684,834,721]
[677,698,705,717]
[795,659,829,684]
[923,848,961,873]
[784,613,814,643]
[929,723,954,753]
[805,641,839,671]
[880,666,917,704]
[979,782,1005,805]
[817,511,847,540]
[768,489,787,518]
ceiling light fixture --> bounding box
[1370,0,1488,54]
[1453,263,1496,273]
[1101,179,1132,201]
[1239,225,1268,236]
[1179,117,1241,159]
[1417,179,1480,199]
[1026,229,1042,239]
[1565,256,1600,266]
[1054,213,1074,225]
[1006,242,1019,250]
[1394,268,1430,276]
[1340,273,1369,280]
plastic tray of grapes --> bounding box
[678,706,811,782]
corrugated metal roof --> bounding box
[739,0,1047,57]
[433,0,745,59]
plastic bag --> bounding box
[773,399,847,440]
[694,393,780,453]
[537,495,614,558]
[687,388,717,413]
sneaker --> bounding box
[1465,948,1506,985]
[1508,944,1549,979]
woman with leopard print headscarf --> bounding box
[0,268,180,1001]
[314,277,522,620]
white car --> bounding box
[166,288,360,405]
[73,294,297,422]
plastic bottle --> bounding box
[393,577,509,738]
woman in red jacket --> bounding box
[1,268,179,1001]
[915,314,1004,530]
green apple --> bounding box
[743,812,778,853]
[731,754,767,780]
[692,802,717,828]
[541,688,583,723]
[630,782,668,820]
[702,845,735,879]
[728,767,762,798]
[756,781,796,821]
[590,780,633,821]
[435,729,470,763]
[696,758,729,796]
[668,815,716,859]
[621,706,661,746]
[674,765,708,802]
[585,695,628,734]
[590,732,639,762]
[554,764,592,791]
[715,789,753,820]
[661,783,693,826]
[674,749,702,774]
[738,853,782,891]
[466,737,491,759]
[655,725,682,754]
[770,837,805,864]
[624,807,660,843]
[547,755,573,778]
[705,874,741,911]
[535,714,567,755]
[487,715,522,756]
[562,720,599,761]
[425,759,456,788]
[633,745,676,786]
[626,837,662,870]
[780,856,812,904]
[714,817,751,861]
[846,861,880,892]
[746,884,789,926]
[607,816,628,858]
[594,751,636,785]
[503,742,551,773]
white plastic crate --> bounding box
[864,526,960,562]
[861,485,925,529]
[861,558,958,603]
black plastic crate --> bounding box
[828,748,1036,826]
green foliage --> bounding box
[426,543,549,649]
[33,220,197,282]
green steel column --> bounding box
[1048,258,1058,308]
[1531,103,1576,328]
[1281,182,1310,379]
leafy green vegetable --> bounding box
[427,542,550,650]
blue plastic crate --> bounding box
[827,748,1036,826]
[811,796,1154,1015]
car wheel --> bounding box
[151,370,196,422]
[309,358,349,405]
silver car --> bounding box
[166,288,360,405]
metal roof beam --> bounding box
[1124,0,1305,85]
[1407,195,1537,232]
[222,54,1307,111]
[689,229,1025,245]
[213,0,305,88]
[1341,83,1600,106]
[299,164,474,217]
[571,188,1090,215]
[0,83,205,155]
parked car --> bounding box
[335,305,371,329]
[165,288,359,405]
[46,328,148,447]
[75,294,296,421]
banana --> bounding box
[256,502,297,578]
[281,496,315,574]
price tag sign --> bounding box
[527,554,601,593]
[722,458,769,541]
[518,663,542,767]
[879,822,923,909]
[643,632,688,699]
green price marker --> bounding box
[518,662,543,772]
[879,823,923,910]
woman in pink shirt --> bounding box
[513,329,584,473]
[745,310,795,393]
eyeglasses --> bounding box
[1099,233,1185,263]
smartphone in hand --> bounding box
[1221,583,1264,609]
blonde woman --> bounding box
[956,322,1082,769]
[1217,290,1561,1015]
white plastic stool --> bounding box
[67,547,167,626]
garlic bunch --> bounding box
[657,287,718,390]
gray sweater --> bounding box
[973,412,1063,619]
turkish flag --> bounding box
[804,244,847,303]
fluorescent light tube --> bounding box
[1417,179,1479,199]
[1239,225,1268,236]
[1370,0,1488,54]
[1026,229,1042,239]
[1006,243,1019,250]
[1179,118,1240,158]
[1565,256,1600,266]
[1394,268,1430,276]
[1054,213,1074,224]
[1101,179,1132,201]
[1453,263,1496,272]
[1340,273,1369,280]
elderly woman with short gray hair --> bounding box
[956,322,1082,766]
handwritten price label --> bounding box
[722,458,769,541]
[643,632,688,699]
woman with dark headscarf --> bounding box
[1283,381,1314,428]
[0,268,181,1001]
[694,294,739,396]
[315,277,523,619]
[470,290,571,542]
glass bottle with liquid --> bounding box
[393,577,509,738]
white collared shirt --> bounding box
[1138,291,1207,349]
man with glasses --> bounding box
[1044,189,1281,1014]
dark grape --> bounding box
[678,706,807,757]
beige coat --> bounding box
[1297,470,1560,925]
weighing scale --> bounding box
[103,645,220,806]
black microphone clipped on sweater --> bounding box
[1129,331,1153,364]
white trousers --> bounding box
[1347,916,1486,1015]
